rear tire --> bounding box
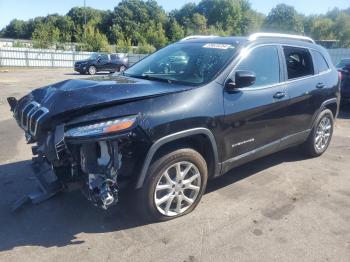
[119,65,127,72]
[301,109,334,157]
[137,148,208,222]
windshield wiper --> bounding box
[128,74,174,83]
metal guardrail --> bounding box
[0,47,148,68]
[0,46,349,68]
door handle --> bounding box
[273,91,287,99]
[316,82,325,89]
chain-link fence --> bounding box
[0,46,349,69]
[0,47,147,68]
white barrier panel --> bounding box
[0,47,149,68]
[327,49,350,65]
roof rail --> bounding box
[180,35,219,41]
[248,33,315,44]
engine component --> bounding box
[81,141,121,209]
[87,173,118,209]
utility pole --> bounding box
[84,0,87,41]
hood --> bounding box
[27,75,191,118]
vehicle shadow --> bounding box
[0,147,305,251]
[206,147,305,194]
[64,72,111,76]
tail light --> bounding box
[338,70,342,82]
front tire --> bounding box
[138,148,208,222]
[88,65,97,75]
[301,109,334,157]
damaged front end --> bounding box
[8,96,142,211]
[79,141,121,209]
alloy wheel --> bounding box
[314,116,332,151]
[88,66,96,75]
[154,161,201,217]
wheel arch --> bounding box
[323,100,338,119]
[311,98,338,129]
[135,128,220,189]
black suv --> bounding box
[8,33,340,221]
[74,53,128,75]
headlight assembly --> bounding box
[65,115,136,138]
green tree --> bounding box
[310,17,335,40]
[167,19,185,42]
[115,37,133,53]
[145,22,168,49]
[196,0,242,34]
[80,23,111,52]
[112,0,167,46]
[54,16,74,43]
[263,4,304,34]
[171,3,197,26]
[32,22,60,48]
[3,0,350,49]
[190,13,208,34]
[333,12,350,47]
[1,19,28,38]
[135,43,156,54]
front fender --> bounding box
[135,127,220,189]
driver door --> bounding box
[97,54,110,71]
[222,45,290,164]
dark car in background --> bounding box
[336,58,350,105]
[74,53,128,75]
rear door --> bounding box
[282,46,323,135]
[110,54,119,71]
[222,45,290,162]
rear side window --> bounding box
[100,54,109,61]
[110,54,117,60]
[311,50,329,73]
[283,47,314,80]
[236,45,280,88]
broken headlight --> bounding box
[65,115,136,138]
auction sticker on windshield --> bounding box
[203,43,234,49]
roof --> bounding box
[178,36,248,45]
[177,34,324,52]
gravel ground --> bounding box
[0,68,350,262]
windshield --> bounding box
[124,42,237,86]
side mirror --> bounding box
[225,70,256,91]
[235,70,256,88]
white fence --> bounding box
[0,46,349,68]
[327,49,350,65]
[0,47,147,68]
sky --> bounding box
[0,0,349,29]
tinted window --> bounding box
[110,54,117,60]
[312,50,329,73]
[236,46,280,88]
[283,47,314,79]
[100,54,109,61]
